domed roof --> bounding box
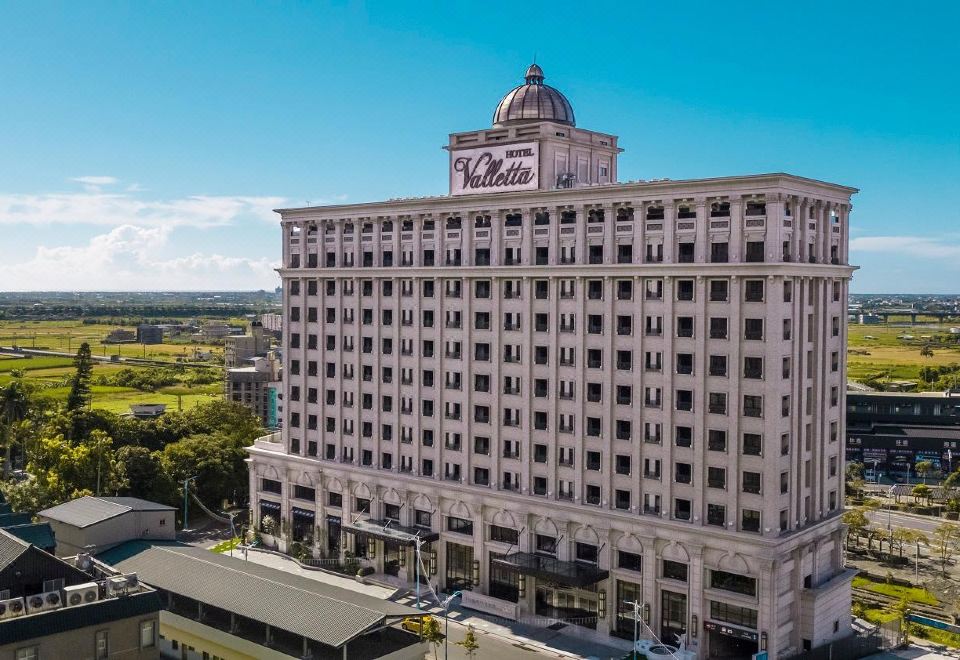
[493,64,575,127]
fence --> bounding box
[791,629,887,660]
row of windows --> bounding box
[280,475,813,531]
[291,311,843,346]
[290,276,845,304]
[288,385,841,434]
[290,237,843,268]
[287,419,841,463]
[297,452,836,505]
[296,201,836,238]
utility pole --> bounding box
[182,476,198,530]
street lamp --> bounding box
[625,600,643,660]
[887,484,896,530]
[182,476,198,531]
[442,590,462,660]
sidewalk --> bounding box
[391,591,634,659]
[240,548,633,659]
[866,643,960,659]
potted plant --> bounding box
[260,514,277,547]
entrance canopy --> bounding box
[341,518,439,546]
[491,552,609,588]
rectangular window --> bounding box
[490,524,519,545]
[663,560,688,582]
[710,601,758,629]
[140,620,156,648]
[447,516,474,536]
[619,551,642,572]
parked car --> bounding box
[401,614,438,635]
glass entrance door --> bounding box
[445,542,474,592]
[660,590,687,645]
[535,583,599,629]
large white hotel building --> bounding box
[247,64,857,659]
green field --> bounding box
[0,320,225,362]
[32,383,220,413]
[847,324,960,383]
[852,575,939,606]
[0,319,227,414]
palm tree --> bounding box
[0,380,30,478]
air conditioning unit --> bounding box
[123,573,139,590]
[0,597,25,620]
[75,553,93,571]
[106,573,139,596]
[62,582,99,608]
[106,576,129,596]
[25,590,61,614]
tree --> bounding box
[2,430,125,511]
[890,528,927,558]
[421,616,445,660]
[915,460,935,485]
[931,523,960,574]
[842,508,870,549]
[912,483,932,505]
[115,445,177,504]
[0,380,30,477]
[65,342,94,413]
[846,461,866,500]
[921,345,934,358]
[455,625,480,658]
[161,431,250,507]
[944,469,960,499]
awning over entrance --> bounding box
[341,518,440,546]
[491,552,609,588]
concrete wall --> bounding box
[43,510,176,557]
[0,614,159,660]
[158,611,294,660]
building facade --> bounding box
[846,391,960,480]
[0,529,161,660]
[247,64,857,659]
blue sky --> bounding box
[0,1,957,292]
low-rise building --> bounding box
[226,352,282,427]
[260,312,282,335]
[38,497,176,557]
[103,328,137,343]
[136,324,164,345]
[0,529,161,659]
[847,391,960,480]
[97,542,427,660]
[224,321,271,368]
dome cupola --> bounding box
[492,63,575,127]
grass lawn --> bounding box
[920,627,960,648]
[852,575,939,606]
[855,603,900,625]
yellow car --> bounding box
[401,614,437,635]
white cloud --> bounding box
[70,176,119,186]
[850,235,960,261]
[0,225,280,291]
[0,191,286,228]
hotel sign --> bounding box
[451,142,539,196]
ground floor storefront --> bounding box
[246,445,853,659]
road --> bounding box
[432,623,580,659]
[866,509,944,535]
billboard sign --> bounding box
[451,142,539,195]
